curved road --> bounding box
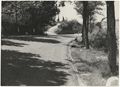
[2,34,83,86]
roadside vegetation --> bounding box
[69,1,119,86]
[1,1,119,86]
[58,20,82,34]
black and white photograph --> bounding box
[1,0,119,86]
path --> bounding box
[1,34,83,86]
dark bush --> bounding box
[58,20,82,34]
[89,24,108,52]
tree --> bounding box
[27,1,59,34]
[106,1,117,75]
[2,1,59,35]
[82,1,89,49]
[75,1,104,44]
[2,1,32,35]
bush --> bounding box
[89,20,119,53]
[89,24,108,51]
[58,20,82,34]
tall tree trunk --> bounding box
[89,15,91,33]
[81,18,84,44]
[15,3,19,34]
[106,1,117,75]
[83,1,89,49]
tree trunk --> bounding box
[89,16,91,33]
[15,3,19,34]
[81,19,84,44]
[106,1,117,75]
[83,1,89,49]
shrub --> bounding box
[58,20,82,34]
[89,24,108,51]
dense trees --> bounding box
[75,1,104,48]
[2,1,59,35]
[106,1,117,75]
[75,1,118,75]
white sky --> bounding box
[56,1,119,24]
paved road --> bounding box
[2,34,83,86]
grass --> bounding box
[70,46,116,86]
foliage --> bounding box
[58,20,82,34]
[75,1,105,21]
[58,1,65,7]
[88,21,108,52]
[2,1,59,35]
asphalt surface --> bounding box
[2,34,83,86]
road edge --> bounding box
[66,40,85,86]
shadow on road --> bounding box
[59,34,75,38]
[1,50,70,86]
[1,40,27,47]
[4,36,61,44]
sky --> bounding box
[56,1,119,24]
